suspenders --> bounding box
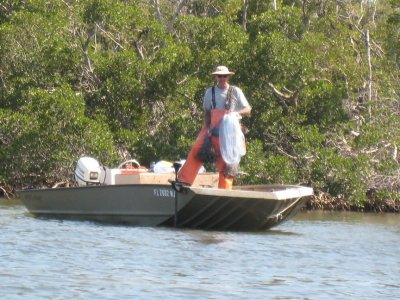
[212,86,216,109]
[211,86,235,110]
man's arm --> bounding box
[236,106,252,117]
[233,87,251,117]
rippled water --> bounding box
[1,199,399,299]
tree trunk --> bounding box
[366,29,372,118]
[242,0,248,31]
[154,0,164,25]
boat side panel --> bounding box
[162,193,311,231]
[18,185,192,226]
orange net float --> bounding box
[120,166,149,174]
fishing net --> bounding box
[196,135,216,163]
[219,112,246,166]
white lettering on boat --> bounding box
[153,188,175,198]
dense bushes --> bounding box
[0,0,399,210]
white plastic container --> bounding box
[103,167,148,185]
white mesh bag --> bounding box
[219,112,246,165]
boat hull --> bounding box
[17,184,313,231]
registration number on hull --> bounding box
[153,188,175,198]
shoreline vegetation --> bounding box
[306,192,400,213]
[0,1,399,212]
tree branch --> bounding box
[0,186,13,199]
[267,82,301,107]
[177,70,199,85]
[154,0,164,25]
[95,23,125,50]
[172,0,188,21]
[76,27,101,86]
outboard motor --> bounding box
[74,157,102,186]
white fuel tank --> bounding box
[74,157,102,186]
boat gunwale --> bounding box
[16,184,313,201]
[191,185,313,200]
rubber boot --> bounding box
[211,136,234,190]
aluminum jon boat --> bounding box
[17,183,313,231]
[17,158,313,231]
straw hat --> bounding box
[211,65,235,76]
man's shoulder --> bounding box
[204,87,213,96]
[230,85,242,91]
[229,85,244,97]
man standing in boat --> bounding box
[178,65,252,190]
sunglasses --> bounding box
[217,75,229,78]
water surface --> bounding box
[1,200,399,299]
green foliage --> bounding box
[385,1,400,68]
[249,7,305,40]
[239,139,298,185]
[0,8,81,109]
[372,190,400,206]
[0,109,34,185]
[1,86,118,187]
[0,0,399,209]
[174,16,247,76]
[299,80,348,127]
[310,149,371,206]
[182,0,242,19]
